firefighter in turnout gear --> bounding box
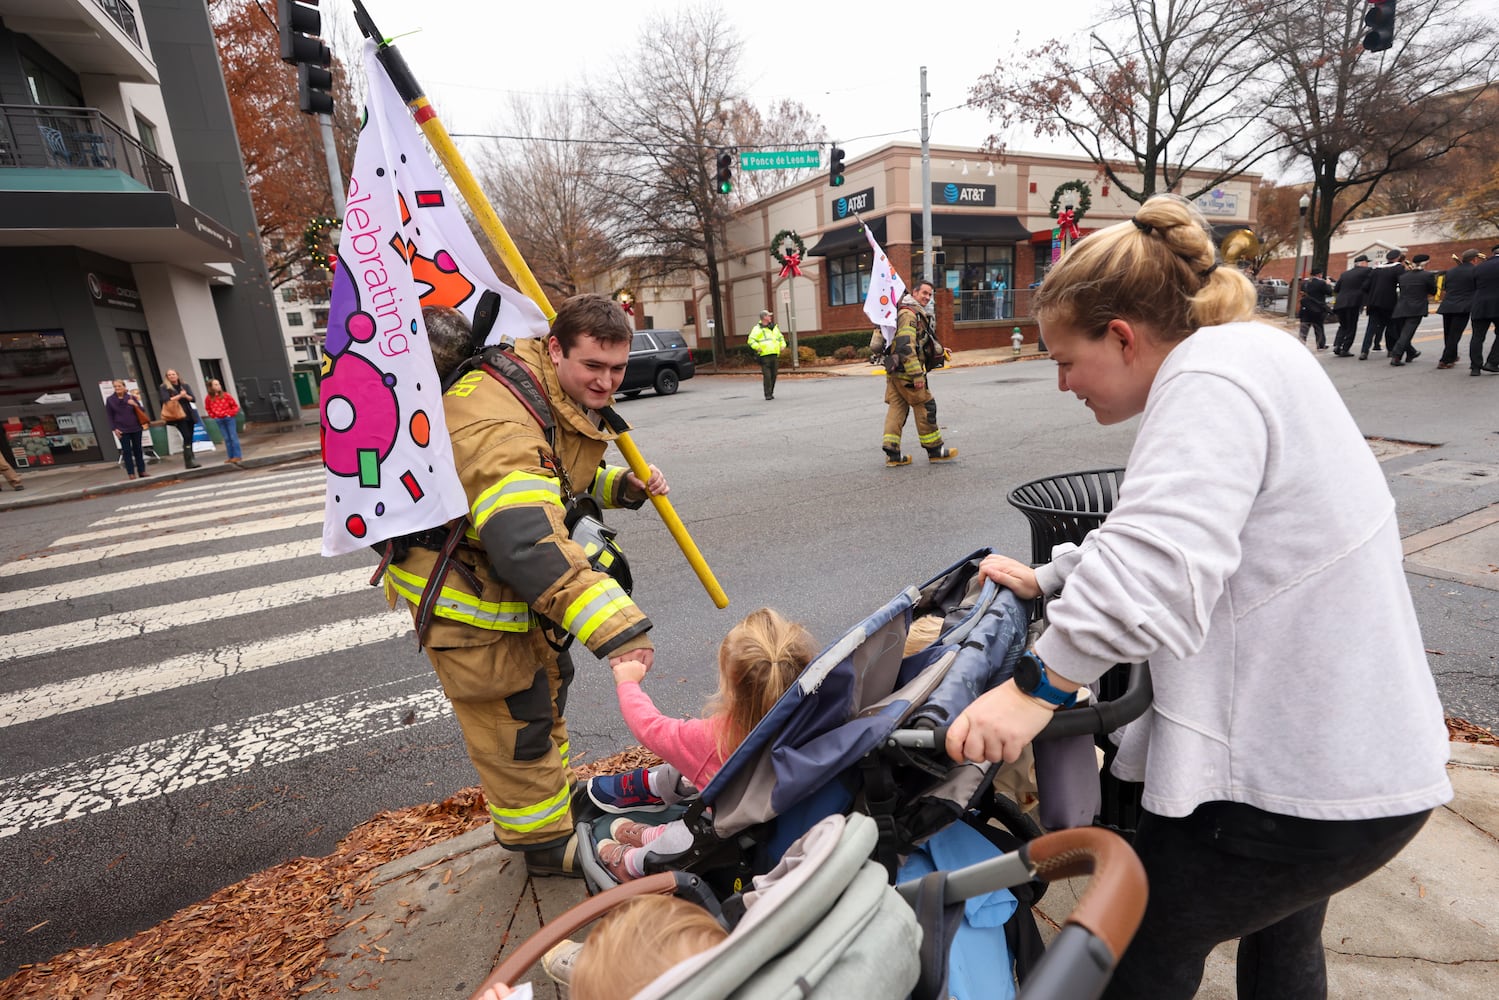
[881,280,957,466]
[385,296,668,877]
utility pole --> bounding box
[319,114,346,217]
[920,66,932,284]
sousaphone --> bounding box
[1220,228,1262,265]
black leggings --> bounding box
[1102,804,1430,1000]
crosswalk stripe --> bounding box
[0,612,412,727]
[55,493,324,545]
[1,567,373,662]
[0,539,331,614]
[0,677,450,839]
[111,472,324,513]
[130,465,322,502]
[0,511,323,578]
[91,484,325,526]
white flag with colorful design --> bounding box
[319,41,550,557]
[863,225,907,345]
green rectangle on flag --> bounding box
[739,150,821,171]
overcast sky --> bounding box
[344,0,1108,161]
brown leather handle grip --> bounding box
[1025,825,1148,962]
[472,872,680,999]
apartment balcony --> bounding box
[0,104,242,275]
[0,104,176,194]
[0,0,156,83]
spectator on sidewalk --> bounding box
[204,380,243,464]
[746,310,786,400]
[1330,254,1372,356]
[1,446,22,491]
[948,195,1451,1000]
[159,369,200,469]
[1435,249,1480,369]
[104,379,150,480]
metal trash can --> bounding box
[1007,467,1143,836]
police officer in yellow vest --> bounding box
[385,296,668,877]
[747,309,787,400]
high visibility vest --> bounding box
[748,323,785,356]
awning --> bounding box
[805,217,885,257]
[911,213,1033,242]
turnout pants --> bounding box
[426,629,576,850]
[882,376,943,455]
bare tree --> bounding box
[1245,180,1309,277]
[1258,0,1499,272]
[585,7,746,359]
[724,98,829,203]
[970,0,1280,204]
[474,93,624,302]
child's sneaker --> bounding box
[596,839,639,882]
[542,939,583,994]
[608,817,665,848]
[587,766,667,814]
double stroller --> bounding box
[479,537,1150,998]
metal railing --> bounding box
[90,0,142,48]
[0,104,178,196]
[951,288,1035,322]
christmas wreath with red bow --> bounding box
[1048,181,1092,227]
[303,215,339,271]
[769,229,807,278]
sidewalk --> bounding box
[0,419,323,513]
[311,743,1499,999]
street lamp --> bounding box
[1287,192,1311,319]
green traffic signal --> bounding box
[829,145,846,187]
[715,151,733,195]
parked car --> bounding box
[1256,278,1290,302]
[619,329,695,397]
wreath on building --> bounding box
[304,216,339,271]
[612,289,634,315]
[1048,181,1092,226]
[769,229,807,268]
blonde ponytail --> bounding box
[706,608,817,760]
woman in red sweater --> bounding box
[204,379,243,464]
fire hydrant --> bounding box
[1011,327,1024,355]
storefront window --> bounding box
[0,330,103,467]
[940,245,1015,321]
[826,251,873,307]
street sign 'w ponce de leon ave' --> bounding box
[739,149,821,170]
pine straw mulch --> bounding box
[0,747,662,1000]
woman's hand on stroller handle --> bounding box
[946,680,1058,764]
[978,553,1042,600]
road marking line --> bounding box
[55,494,324,545]
[0,539,333,613]
[0,511,322,578]
[133,465,322,502]
[92,484,324,526]
[0,678,450,839]
[1,568,372,662]
[0,612,412,726]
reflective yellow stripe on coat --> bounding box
[470,471,562,532]
[561,579,633,645]
[488,783,571,833]
[385,563,532,631]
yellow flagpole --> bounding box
[356,12,728,608]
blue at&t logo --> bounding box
[836,197,848,218]
[943,183,959,203]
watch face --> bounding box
[1015,652,1041,694]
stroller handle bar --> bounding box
[885,660,1152,751]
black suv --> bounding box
[619,329,695,397]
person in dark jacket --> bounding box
[1296,269,1334,350]
[1467,246,1499,375]
[1436,249,1480,368]
[1388,255,1437,366]
[1359,250,1405,358]
[1330,255,1373,356]
[159,369,200,469]
[104,379,150,479]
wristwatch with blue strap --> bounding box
[1014,649,1078,709]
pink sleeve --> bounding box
[613,682,720,785]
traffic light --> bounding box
[277,1,334,115]
[1363,0,1396,53]
[829,145,846,187]
[715,151,733,195]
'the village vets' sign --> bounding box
[832,187,875,220]
[932,183,996,207]
[1195,188,1240,216]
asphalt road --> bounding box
[1,317,1494,976]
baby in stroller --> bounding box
[594,607,818,882]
